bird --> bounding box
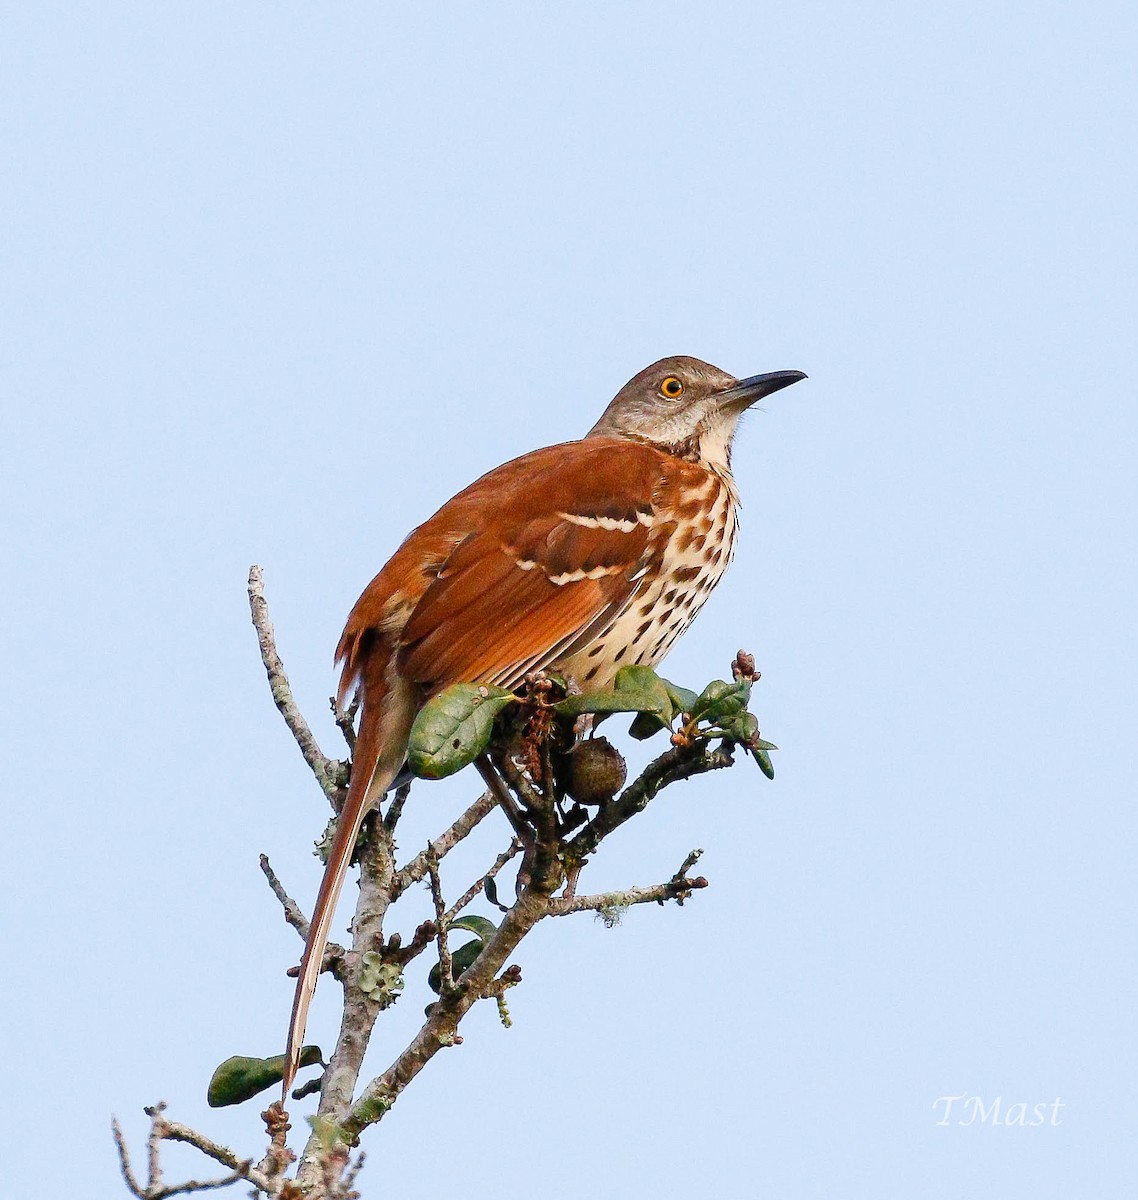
[281,355,805,1098]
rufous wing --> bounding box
[396,437,668,691]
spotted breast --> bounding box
[556,458,739,688]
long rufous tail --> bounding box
[281,646,416,1101]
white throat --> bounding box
[696,410,743,500]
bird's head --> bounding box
[588,355,806,471]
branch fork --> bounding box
[118,567,757,1199]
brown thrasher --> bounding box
[282,355,805,1096]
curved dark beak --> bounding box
[717,369,807,409]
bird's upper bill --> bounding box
[715,369,809,412]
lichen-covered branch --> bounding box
[340,885,549,1144]
[549,849,709,917]
[304,816,398,1133]
[120,577,762,1200]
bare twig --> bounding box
[146,1103,164,1192]
[476,755,538,846]
[150,1113,255,1176]
[482,962,523,1027]
[114,1106,276,1199]
[342,1150,367,1195]
[381,918,437,968]
[114,1142,247,1200]
[255,1102,295,1185]
[550,850,708,923]
[112,1117,145,1198]
[675,847,703,876]
[260,855,347,980]
[332,695,359,754]
[383,781,411,833]
[391,789,498,898]
[259,855,312,941]
[485,751,542,814]
[562,859,583,899]
[248,565,343,804]
[480,756,538,893]
[155,1174,249,1198]
[443,839,522,926]
[426,851,454,994]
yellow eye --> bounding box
[660,376,684,399]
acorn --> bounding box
[566,737,627,805]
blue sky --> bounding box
[3,3,1136,1196]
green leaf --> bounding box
[714,710,777,777]
[449,914,498,942]
[628,710,669,740]
[207,1046,322,1108]
[721,711,753,739]
[554,666,672,723]
[690,679,750,724]
[407,683,516,779]
[483,875,508,912]
[553,686,667,720]
[612,665,673,718]
[426,915,497,994]
[427,937,486,994]
[660,677,699,716]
